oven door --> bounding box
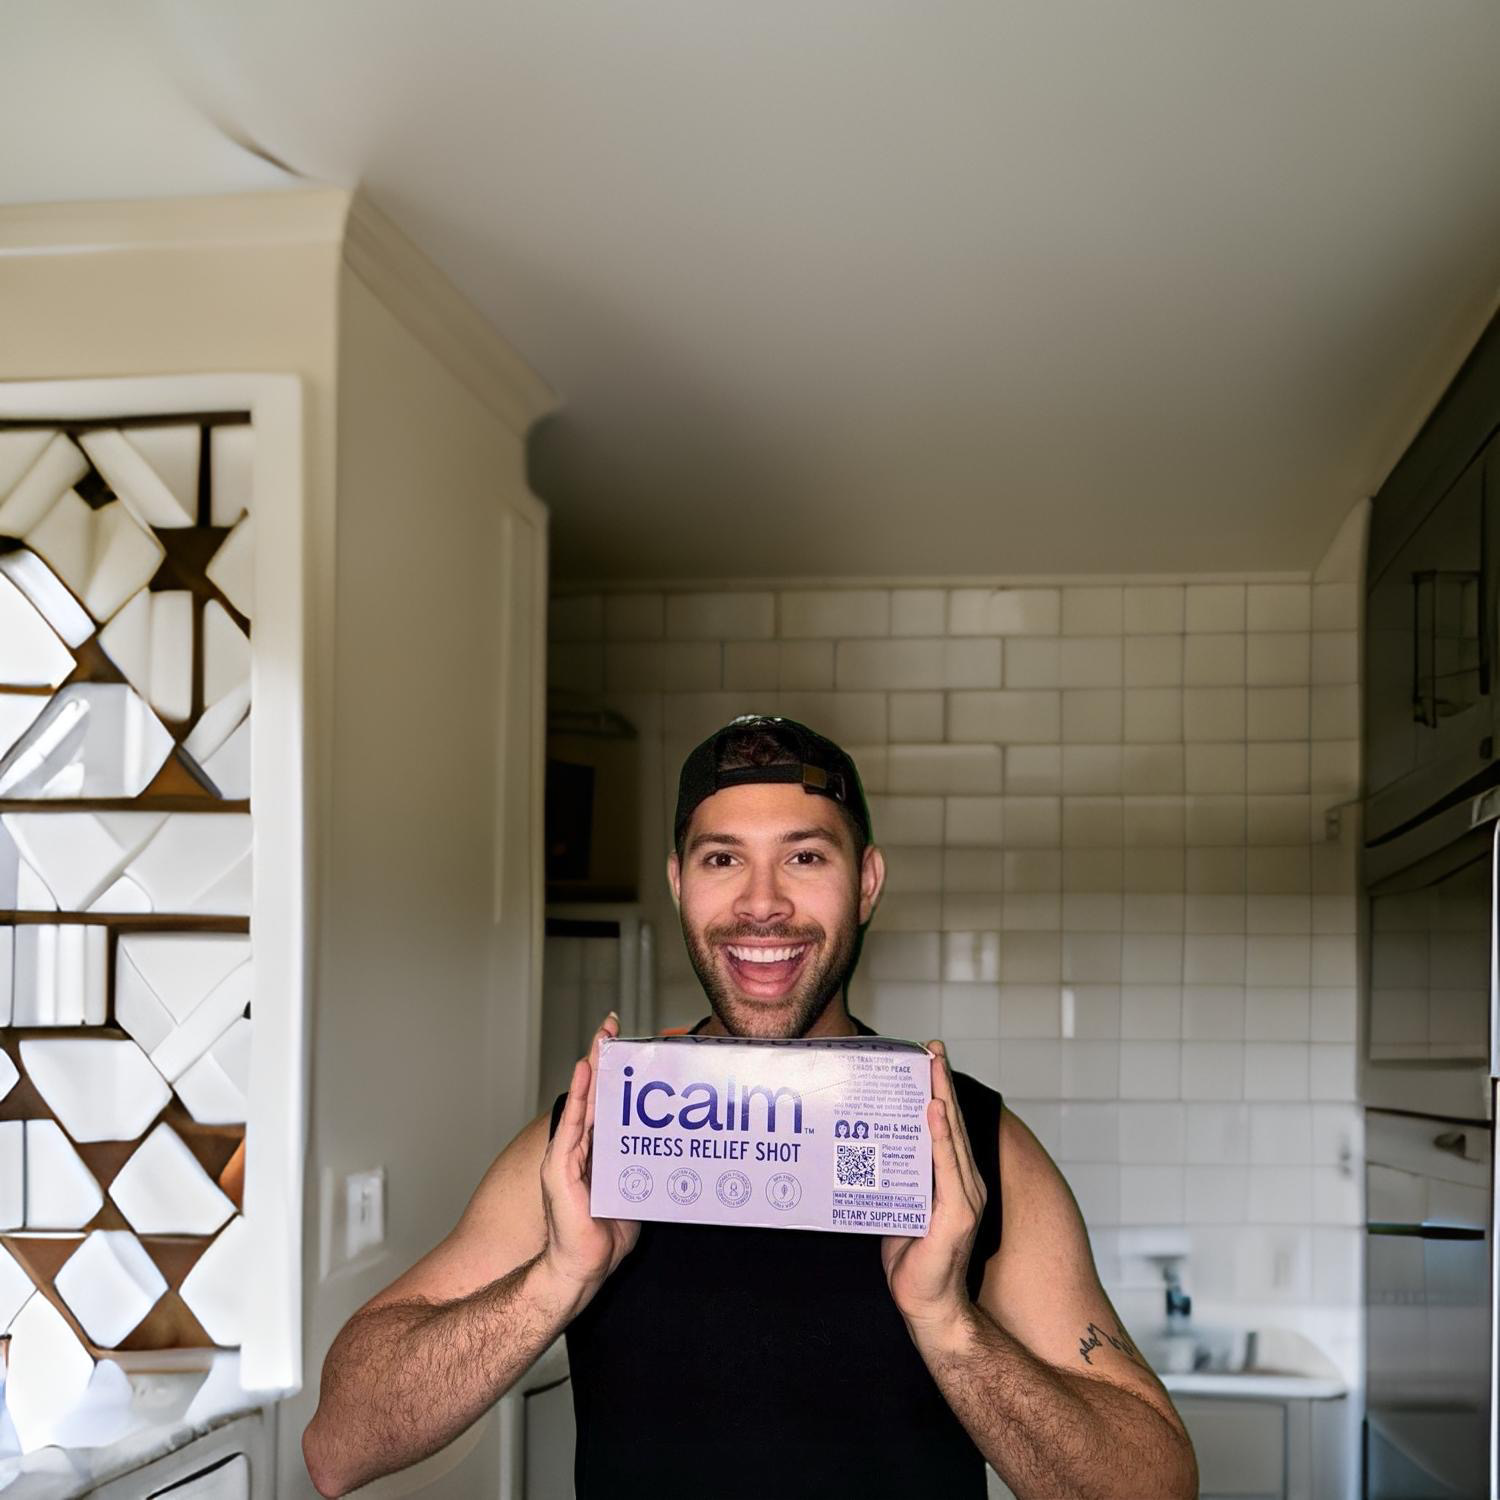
[1363,793,1497,1121]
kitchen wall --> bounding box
[548,501,1369,1394]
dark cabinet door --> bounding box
[1366,435,1497,839]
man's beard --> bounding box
[682,915,859,1038]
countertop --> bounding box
[1160,1371,1348,1401]
[0,1355,274,1499]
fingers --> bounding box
[927,1040,981,1206]
[928,1096,968,1220]
[582,1012,619,1137]
[550,1057,591,1171]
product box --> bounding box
[590,1033,933,1236]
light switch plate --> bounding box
[318,1165,388,1279]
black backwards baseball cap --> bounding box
[673,715,874,849]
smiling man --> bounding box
[302,717,1197,1500]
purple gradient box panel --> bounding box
[590,1034,932,1236]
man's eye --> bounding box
[703,852,737,868]
[790,850,824,865]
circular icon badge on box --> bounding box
[715,1169,752,1208]
[618,1166,653,1203]
[667,1167,702,1205]
[766,1173,802,1211]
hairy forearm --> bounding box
[303,1252,585,1497]
[915,1305,1197,1500]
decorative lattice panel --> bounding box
[0,414,255,1448]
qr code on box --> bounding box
[835,1142,878,1189]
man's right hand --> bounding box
[538,1012,640,1300]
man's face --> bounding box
[668,781,884,1039]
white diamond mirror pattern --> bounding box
[0,411,257,1450]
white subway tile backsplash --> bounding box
[1002,796,1061,846]
[1063,1040,1123,1098]
[1311,632,1358,685]
[1247,585,1312,633]
[1183,687,1246,742]
[867,981,942,1038]
[1249,1166,1313,1223]
[1121,986,1182,1040]
[604,593,665,639]
[780,589,889,637]
[836,638,939,689]
[1185,743,1246,793]
[888,744,1004,795]
[1122,745,1185,795]
[999,983,1062,1037]
[1247,687,1310,741]
[1181,1042,1244,1099]
[1062,932,1123,982]
[943,931,1001,983]
[1185,634,1246,687]
[869,794,945,845]
[1123,689,1183,743]
[1059,637,1124,688]
[1005,637,1061,689]
[1244,1042,1310,1100]
[667,591,774,640]
[779,640,836,689]
[890,589,947,637]
[1062,689,1124,744]
[1187,1165,1248,1222]
[571,551,1365,1299]
[1002,892,1062,930]
[1185,1102,1251,1163]
[1124,636,1184,687]
[1062,892,1125,930]
[944,796,1005,846]
[1248,742,1310,794]
[778,691,887,742]
[940,980,1002,1035]
[941,892,1004,931]
[949,691,1060,743]
[944,638,1004,689]
[1119,1040,1180,1098]
[1186,584,1245,633]
[1245,987,1311,1041]
[1119,1103,1185,1163]
[1061,1102,1120,1161]
[1182,984,1245,1039]
[1062,587,1124,637]
[1249,1104,1313,1164]
[1062,745,1123,794]
[889,690,945,742]
[949,588,1060,637]
[607,642,721,691]
[1247,633,1311,687]
[1124,586,1185,634]
[998,1039,1061,1099]
[1120,1165,1184,1224]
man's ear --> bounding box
[857,844,886,926]
[667,850,682,908]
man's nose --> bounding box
[734,861,793,923]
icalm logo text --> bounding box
[620,1066,805,1134]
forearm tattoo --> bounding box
[1077,1320,1145,1369]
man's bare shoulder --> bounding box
[361,1107,555,1315]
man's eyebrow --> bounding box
[780,827,841,846]
[687,830,745,852]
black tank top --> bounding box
[547,1017,1005,1499]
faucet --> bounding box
[1163,1264,1192,1328]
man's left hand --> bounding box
[880,1039,986,1341]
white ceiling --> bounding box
[6,1,1500,581]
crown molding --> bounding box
[0,187,353,255]
[342,191,556,437]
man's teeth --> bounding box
[726,945,807,964]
